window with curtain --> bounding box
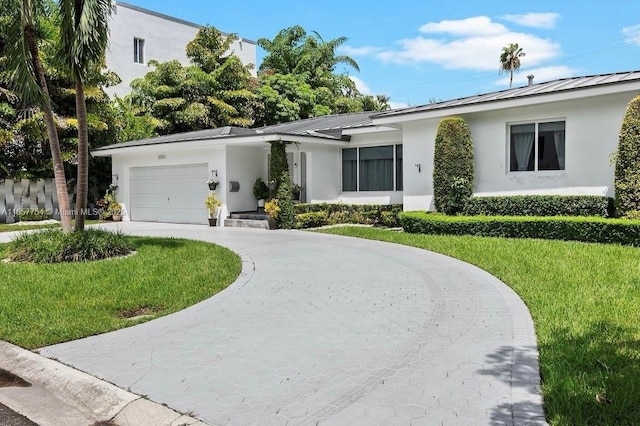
[509,121,565,172]
[342,148,357,191]
[341,145,402,192]
[396,145,403,191]
[359,146,394,191]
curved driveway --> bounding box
[40,222,546,426]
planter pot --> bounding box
[112,215,122,222]
[267,218,277,230]
[208,182,219,190]
[257,199,265,207]
[208,218,217,227]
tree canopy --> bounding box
[254,26,389,126]
[128,26,256,134]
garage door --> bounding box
[130,164,209,224]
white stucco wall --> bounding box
[109,143,227,222]
[398,90,637,210]
[225,145,269,213]
[400,121,438,211]
[106,2,257,98]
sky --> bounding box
[122,0,640,109]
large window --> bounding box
[342,145,402,192]
[133,38,145,64]
[509,121,565,172]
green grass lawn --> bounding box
[0,223,59,233]
[0,220,103,233]
[0,236,240,349]
[319,226,640,426]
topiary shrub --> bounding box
[275,172,295,229]
[18,208,51,222]
[433,117,474,215]
[269,141,289,197]
[615,95,640,217]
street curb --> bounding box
[0,341,209,425]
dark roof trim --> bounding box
[115,1,257,44]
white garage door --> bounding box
[130,164,209,224]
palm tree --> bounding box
[499,43,525,88]
[7,0,73,232]
[57,0,112,231]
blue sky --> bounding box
[122,0,640,108]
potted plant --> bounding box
[206,178,219,191]
[111,202,123,222]
[253,178,269,208]
[205,193,221,226]
[292,184,302,201]
[264,198,280,229]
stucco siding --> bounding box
[110,144,226,222]
[225,146,268,214]
[106,2,256,98]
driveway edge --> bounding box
[0,340,209,425]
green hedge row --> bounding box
[400,211,640,246]
[294,203,403,229]
[462,195,613,217]
[18,208,51,222]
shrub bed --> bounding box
[18,208,51,222]
[400,211,640,246]
[294,203,402,229]
[462,195,613,217]
[6,229,135,263]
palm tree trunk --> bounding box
[73,73,88,232]
[24,19,73,232]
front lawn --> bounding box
[0,222,59,233]
[0,236,241,349]
[319,226,640,426]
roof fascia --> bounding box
[91,133,349,157]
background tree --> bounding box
[255,26,389,126]
[499,43,525,88]
[129,26,256,134]
[433,117,474,215]
[614,95,640,217]
[57,0,112,231]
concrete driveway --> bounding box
[39,222,545,425]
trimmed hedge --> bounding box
[294,203,402,229]
[462,195,613,217]
[400,211,640,246]
[18,208,51,222]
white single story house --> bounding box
[92,70,640,225]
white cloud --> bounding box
[389,101,410,109]
[377,16,561,71]
[623,24,640,44]
[419,16,508,36]
[501,13,560,29]
[494,65,578,87]
[349,76,371,94]
[339,45,382,56]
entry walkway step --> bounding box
[224,218,269,229]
